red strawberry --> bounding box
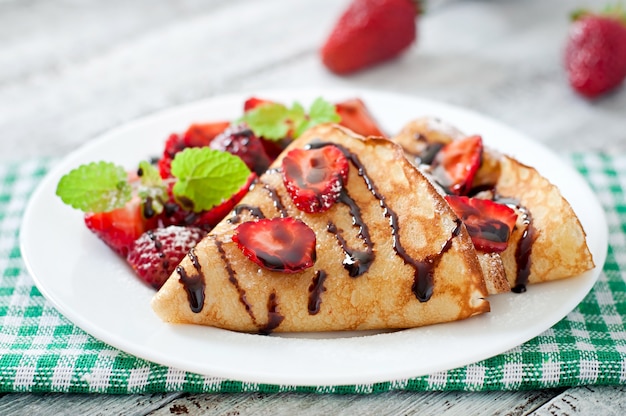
[163,172,257,230]
[431,135,483,196]
[233,218,316,273]
[210,124,272,176]
[320,0,419,75]
[158,133,186,179]
[565,7,626,98]
[182,121,230,147]
[127,226,205,289]
[281,145,349,213]
[84,197,157,257]
[335,98,385,137]
[445,196,518,253]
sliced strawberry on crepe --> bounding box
[431,135,483,196]
[281,145,349,213]
[390,117,595,293]
[445,196,517,253]
[233,217,317,273]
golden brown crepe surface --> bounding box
[152,124,490,333]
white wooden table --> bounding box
[1,0,625,414]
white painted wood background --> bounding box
[1,0,625,414]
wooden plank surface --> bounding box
[1,0,624,414]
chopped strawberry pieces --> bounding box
[281,145,349,213]
[158,133,186,179]
[445,195,518,253]
[335,98,385,137]
[431,135,483,196]
[210,124,271,176]
[233,218,316,273]
[84,197,157,257]
[127,226,205,289]
[182,121,230,147]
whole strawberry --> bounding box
[127,226,205,289]
[321,0,420,75]
[565,5,626,98]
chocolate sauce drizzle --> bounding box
[176,248,206,313]
[326,189,375,277]
[411,219,462,301]
[215,239,257,324]
[259,292,284,334]
[229,204,265,224]
[261,181,288,217]
[512,208,535,293]
[309,141,462,302]
[308,270,327,315]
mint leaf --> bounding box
[294,97,341,137]
[240,103,291,140]
[241,98,340,140]
[171,147,251,212]
[137,161,167,215]
[56,161,132,212]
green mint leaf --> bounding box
[294,97,341,137]
[56,161,132,213]
[241,98,340,141]
[309,97,341,125]
[171,147,251,212]
[240,102,291,140]
[137,161,167,215]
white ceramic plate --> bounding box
[20,89,607,386]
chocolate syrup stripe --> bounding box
[308,141,462,302]
[327,189,376,277]
[176,248,206,313]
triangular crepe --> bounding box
[392,117,594,293]
[152,124,490,333]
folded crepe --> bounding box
[152,124,492,333]
[392,117,594,293]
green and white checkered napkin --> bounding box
[1,155,625,394]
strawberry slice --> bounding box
[158,133,186,179]
[281,145,349,213]
[431,135,483,195]
[182,121,230,147]
[445,196,518,253]
[233,218,316,273]
[335,98,385,137]
[84,197,157,257]
[127,225,205,289]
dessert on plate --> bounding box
[55,96,595,334]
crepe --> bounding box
[392,117,594,292]
[152,124,490,333]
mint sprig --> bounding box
[240,97,340,140]
[56,148,251,214]
[171,147,251,212]
[56,162,132,213]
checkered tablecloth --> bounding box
[0,155,625,394]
